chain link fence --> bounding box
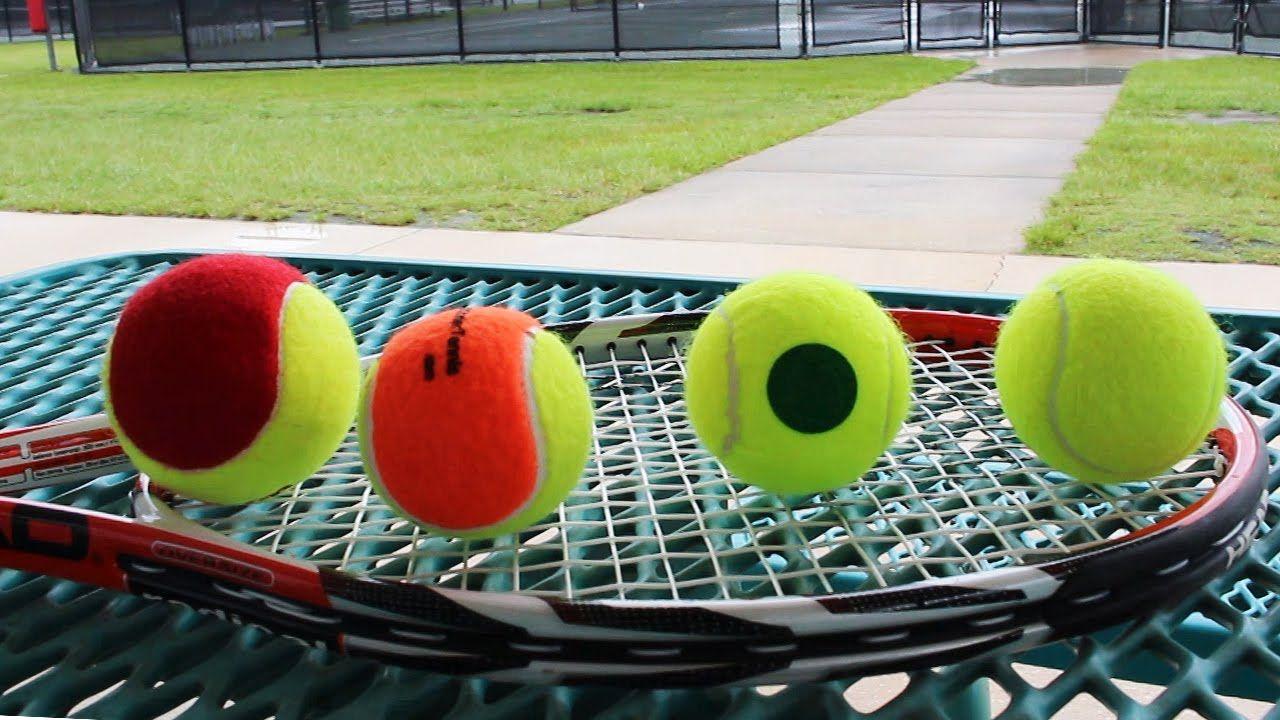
[0,0,1275,77]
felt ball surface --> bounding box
[684,272,912,495]
[358,306,593,539]
[994,259,1227,484]
[103,254,360,504]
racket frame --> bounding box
[0,309,1266,687]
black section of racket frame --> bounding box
[121,553,1040,680]
[107,471,1268,687]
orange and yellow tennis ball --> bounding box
[358,307,593,539]
[103,254,361,504]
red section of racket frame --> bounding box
[0,494,331,607]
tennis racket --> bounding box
[0,309,1267,688]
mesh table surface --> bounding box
[0,252,1276,720]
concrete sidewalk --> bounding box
[559,45,1213,253]
[4,211,1278,313]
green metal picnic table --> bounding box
[0,251,1275,719]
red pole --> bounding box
[26,0,47,31]
[25,0,58,70]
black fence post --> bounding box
[68,0,85,70]
[455,0,465,57]
[610,0,620,55]
[176,0,192,66]
[1158,0,1167,45]
[309,0,323,61]
[906,0,914,50]
[800,0,808,56]
[1234,0,1245,52]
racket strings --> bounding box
[180,335,1222,601]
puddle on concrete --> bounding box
[961,67,1129,87]
[1183,110,1280,125]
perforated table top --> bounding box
[0,252,1275,719]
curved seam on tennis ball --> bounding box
[522,328,548,514]
[463,327,548,536]
[158,281,299,474]
[361,353,450,533]
[719,305,742,456]
[880,333,896,448]
[216,280,293,470]
[1045,286,1116,479]
[1196,327,1225,444]
[360,358,396,513]
[368,327,553,538]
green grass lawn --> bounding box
[0,42,967,229]
[1025,57,1280,265]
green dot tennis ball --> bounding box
[358,307,593,539]
[995,259,1227,485]
[684,272,912,495]
[103,254,361,505]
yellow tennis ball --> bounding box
[684,272,912,495]
[995,259,1227,484]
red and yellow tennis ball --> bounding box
[684,272,912,495]
[358,307,593,539]
[995,259,1227,484]
[103,254,360,504]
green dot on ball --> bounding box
[766,343,857,434]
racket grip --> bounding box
[0,496,129,591]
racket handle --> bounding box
[0,493,331,611]
[0,416,132,495]
[0,496,129,591]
